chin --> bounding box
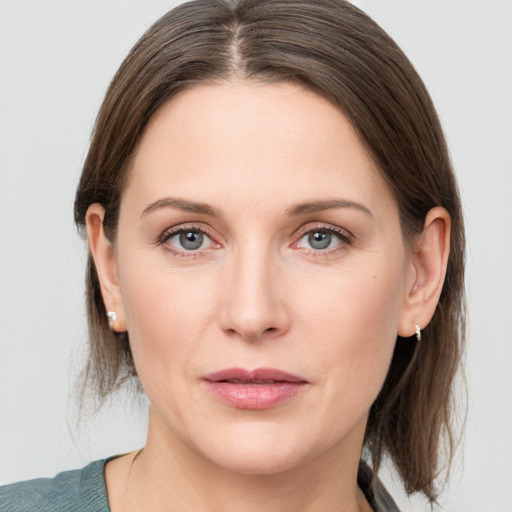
[206,446,306,476]
[189,422,328,476]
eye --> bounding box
[305,230,334,250]
[163,228,213,252]
[293,226,352,252]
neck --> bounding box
[120,407,371,512]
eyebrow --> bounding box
[286,199,372,217]
[141,197,222,218]
[141,197,372,219]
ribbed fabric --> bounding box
[0,459,111,512]
[0,458,400,511]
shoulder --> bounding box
[0,459,112,512]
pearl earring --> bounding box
[414,324,421,342]
[107,311,118,330]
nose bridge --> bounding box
[219,239,288,341]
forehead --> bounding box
[125,80,397,219]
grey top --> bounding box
[0,459,111,512]
[0,458,399,511]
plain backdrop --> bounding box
[1,1,511,510]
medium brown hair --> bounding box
[74,0,465,501]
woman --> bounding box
[0,0,465,510]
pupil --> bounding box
[180,231,203,250]
[308,231,331,250]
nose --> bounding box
[218,245,290,342]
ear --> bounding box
[397,207,451,338]
[85,204,127,332]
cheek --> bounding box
[116,253,215,392]
[300,257,405,341]
[299,259,406,416]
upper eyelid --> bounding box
[294,223,353,239]
[159,223,216,241]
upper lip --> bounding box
[202,367,308,383]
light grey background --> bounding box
[1,1,511,510]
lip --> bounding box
[201,367,309,410]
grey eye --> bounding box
[165,229,208,251]
[307,231,332,250]
[179,230,204,250]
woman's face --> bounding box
[112,81,414,473]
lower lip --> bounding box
[203,381,307,410]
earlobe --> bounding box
[85,204,127,332]
[398,207,451,338]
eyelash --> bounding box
[156,223,354,258]
[292,224,354,256]
[157,224,219,259]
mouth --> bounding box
[201,367,309,410]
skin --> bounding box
[87,81,450,512]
